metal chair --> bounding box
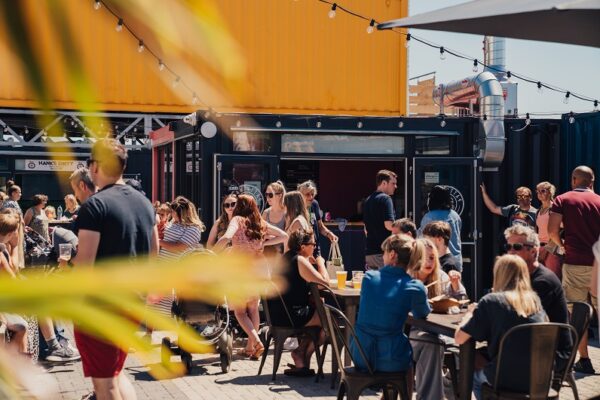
[257,288,323,381]
[309,282,345,388]
[554,302,593,400]
[481,322,577,400]
[323,304,411,400]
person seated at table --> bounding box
[391,218,417,238]
[351,234,431,373]
[409,238,465,400]
[455,254,547,400]
[63,194,80,220]
[422,220,462,273]
[267,229,329,377]
[44,205,56,220]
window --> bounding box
[282,134,404,154]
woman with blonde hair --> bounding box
[351,234,431,373]
[410,238,465,400]
[534,181,562,278]
[63,194,79,219]
[455,254,547,399]
[207,194,237,249]
[262,181,286,255]
[159,196,204,260]
[214,194,288,359]
[297,180,338,256]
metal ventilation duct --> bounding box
[432,36,506,170]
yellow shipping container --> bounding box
[0,0,407,115]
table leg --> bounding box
[458,339,475,400]
[344,303,357,367]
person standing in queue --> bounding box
[72,139,158,400]
[297,180,338,257]
[363,170,397,270]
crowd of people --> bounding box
[0,141,599,400]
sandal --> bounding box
[236,348,253,357]
[283,367,315,377]
[249,343,265,360]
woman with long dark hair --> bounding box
[418,185,463,269]
[214,194,288,359]
[207,194,237,249]
[284,191,311,235]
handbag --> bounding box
[327,241,344,278]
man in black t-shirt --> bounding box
[503,225,572,375]
[422,220,462,273]
[481,183,537,228]
[363,170,397,270]
[72,139,158,400]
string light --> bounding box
[525,113,531,125]
[568,111,575,124]
[366,19,375,34]
[116,18,123,32]
[172,76,181,88]
[563,91,570,104]
[506,71,512,79]
[137,40,145,53]
[328,3,337,18]
[405,33,411,48]
[316,120,322,128]
[595,100,599,111]
[439,46,446,60]
[439,115,446,127]
[93,0,101,11]
[537,81,543,94]
[472,59,478,73]
[398,119,404,129]
[158,60,165,71]
[192,93,199,105]
[275,120,282,128]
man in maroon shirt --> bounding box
[549,165,600,374]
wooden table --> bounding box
[329,284,360,367]
[406,312,475,400]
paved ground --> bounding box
[43,330,600,400]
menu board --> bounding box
[280,160,319,192]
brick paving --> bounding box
[42,330,600,400]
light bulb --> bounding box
[192,94,199,105]
[116,19,123,32]
[275,121,282,128]
[24,127,29,134]
[405,34,411,48]
[569,112,575,124]
[93,0,101,10]
[525,113,531,126]
[439,47,446,60]
[537,82,543,94]
[357,121,363,128]
[3,126,8,133]
[398,120,404,129]
[138,40,144,53]
[366,20,375,34]
[440,119,446,128]
[328,3,337,18]
[472,59,478,72]
[316,121,322,128]
[172,76,180,88]
[563,92,570,104]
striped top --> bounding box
[159,222,203,260]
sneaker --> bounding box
[58,336,80,356]
[81,392,96,400]
[573,357,596,374]
[283,337,299,351]
[45,345,81,363]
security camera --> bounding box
[183,112,198,126]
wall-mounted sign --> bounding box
[424,172,440,184]
[17,159,86,172]
[446,185,465,216]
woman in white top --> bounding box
[207,194,237,249]
[159,196,204,260]
[263,181,286,255]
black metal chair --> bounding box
[323,304,411,400]
[481,322,577,400]
[309,282,345,388]
[554,302,593,400]
[257,287,323,381]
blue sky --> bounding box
[407,0,600,118]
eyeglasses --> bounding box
[224,201,237,209]
[516,195,531,200]
[265,192,278,198]
[536,189,548,194]
[504,243,534,251]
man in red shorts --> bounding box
[549,165,600,374]
[73,139,158,399]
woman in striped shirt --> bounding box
[159,196,204,260]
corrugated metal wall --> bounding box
[0,0,407,115]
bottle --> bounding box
[57,205,63,220]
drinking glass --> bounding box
[59,243,72,262]
[336,271,347,290]
[352,271,364,289]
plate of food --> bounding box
[429,295,469,314]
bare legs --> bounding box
[234,298,262,354]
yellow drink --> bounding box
[352,279,362,289]
[336,271,347,290]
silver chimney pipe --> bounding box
[432,36,506,170]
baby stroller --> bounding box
[24,229,53,269]
[160,249,234,374]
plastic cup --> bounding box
[59,243,72,262]
[352,271,364,289]
[336,271,347,290]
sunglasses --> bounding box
[516,195,531,200]
[504,243,534,251]
[536,189,548,194]
[224,201,237,209]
